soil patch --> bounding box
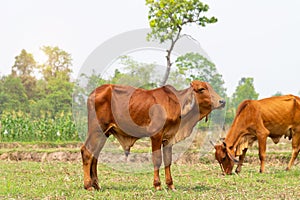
[0,142,297,166]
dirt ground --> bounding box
[0,141,296,167]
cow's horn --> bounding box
[209,140,215,147]
[226,147,239,164]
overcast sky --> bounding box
[1,0,300,98]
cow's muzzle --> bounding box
[218,99,226,108]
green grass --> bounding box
[1,160,300,199]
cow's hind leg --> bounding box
[81,132,107,190]
[286,130,300,170]
[81,145,95,190]
[151,136,163,190]
[163,143,175,190]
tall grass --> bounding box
[0,111,78,142]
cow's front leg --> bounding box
[151,136,163,190]
[235,148,247,174]
[257,135,267,173]
[163,143,175,190]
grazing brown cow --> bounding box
[214,95,300,175]
[81,80,225,190]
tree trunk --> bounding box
[159,30,181,86]
[160,50,172,86]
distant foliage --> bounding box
[1,46,262,142]
[273,91,283,96]
[174,52,226,97]
[231,77,259,110]
[224,77,259,125]
[0,46,74,117]
[0,111,78,142]
[0,46,76,142]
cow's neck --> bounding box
[225,126,256,157]
[173,95,206,144]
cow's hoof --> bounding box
[84,180,92,191]
[92,183,100,191]
[86,186,94,191]
[285,167,290,171]
[92,180,100,190]
[155,186,162,191]
[168,185,176,191]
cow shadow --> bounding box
[177,184,212,192]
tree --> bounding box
[40,46,72,81]
[0,75,28,113]
[175,52,226,97]
[231,77,259,109]
[45,73,74,114]
[31,46,74,117]
[273,91,283,96]
[146,0,217,85]
[79,69,107,95]
[110,56,159,89]
[11,49,37,100]
[12,49,36,77]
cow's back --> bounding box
[128,86,181,127]
[88,84,182,137]
[258,95,300,136]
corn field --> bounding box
[0,111,78,142]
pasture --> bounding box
[0,141,300,199]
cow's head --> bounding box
[190,81,226,116]
[214,142,237,175]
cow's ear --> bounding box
[190,81,194,88]
[190,81,197,91]
[181,92,195,116]
[222,141,226,148]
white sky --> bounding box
[0,0,300,98]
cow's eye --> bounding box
[198,88,205,93]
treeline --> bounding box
[0,47,261,141]
[0,47,73,117]
[0,47,76,141]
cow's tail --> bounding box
[87,90,98,133]
[294,95,300,107]
[292,95,300,122]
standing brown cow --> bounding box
[214,95,300,175]
[81,80,225,190]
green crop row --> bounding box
[0,111,79,142]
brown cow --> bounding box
[214,95,300,175]
[81,80,225,190]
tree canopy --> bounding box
[146,0,217,85]
[0,47,74,117]
[231,77,259,109]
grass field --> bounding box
[1,149,300,199]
